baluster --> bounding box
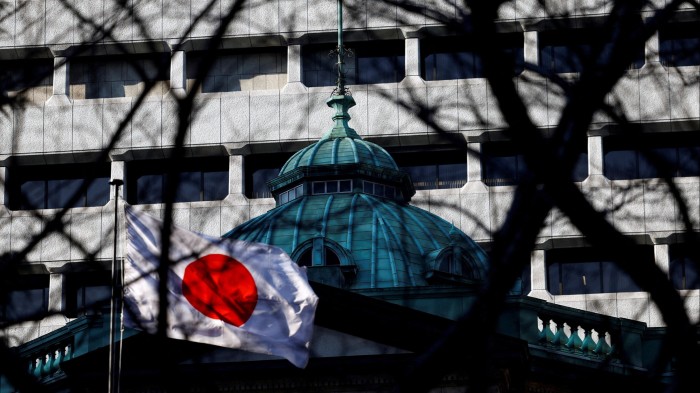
[565,324,583,351]
[29,358,40,378]
[64,343,72,361]
[593,330,613,356]
[51,347,64,371]
[580,327,596,354]
[550,319,568,347]
[537,316,554,344]
[41,353,52,376]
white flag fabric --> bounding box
[123,206,319,368]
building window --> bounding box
[363,181,395,199]
[126,157,228,204]
[187,47,287,93]
[603,133,700,180]
[669,243,700,290]
[394,149,467,190]
[293,237,349,268]
[69,53,170,99]
[421,33,524,80]
[302,40,405,87]
[1,274,49,322]
[546,247,647,295]
[0,58,53,103]
[539,27,645,73]
[6,163,111,210]
[244,153,293,199]
[313,180,352,195]
[481,142,587,186]
[64,271,111,318]
[659,22,700,67]
[278,184,304,205]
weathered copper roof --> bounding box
[224,94,488,289]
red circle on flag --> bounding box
[182,254,258,327]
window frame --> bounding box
[302,40,405,87]
[125,156,229,205]
[420,32,524,81]
[546,247,648,295]
[6,162,111,211]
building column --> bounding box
[529,249,554,301]
[229,155,244,196]
[645,29,661,65]
[401,37,424,85]
[523,31,539,67]
[588,135,604,177]
[48,273,65,314]
[0,166,6,208]
[655,243,670,276]
[283,44,306,93]
[170,50,187,98]
[405,37,420,77]
[467,142,482,183]
[46,55,71,105]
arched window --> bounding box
[296,243,341,267]
[426,246,484,284]
[291,237,357,288]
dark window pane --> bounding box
[670,244,700,290]
[678,147,700,176]
[325,248,340,266]
[202,171,228,200]
[313,182,325,194]
[128,157,229,204]
[422,33,523,80]
[602,261,640,292]
[11,163,110,210]
[363,181,373,194]
[136,174,163,204]
[20,180,45,209]
[375,184,385,197]
[358,55,403,84]
[384,186,395,198]
[298,249,312,267]
[5,288,48,321]
[339,180,351,192]
[87,177,110,206]
[561,261,600,295]
[405,165,438,190]
[604,150,637,180]
[3,275,49,322]
[573,152,588,181]
[251,168,277,199]
[438,163,467,189]
[175,171,201,202]
[638,147,677,179]
[540,28,643,73]
[659,23,700,66]
[303,41,404,87]
[483,155,519,185]
[47,178,84,209]
[547,247,648,294]
[326,181,338,193]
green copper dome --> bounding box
[279,137,399,175]
[224,94,489,290]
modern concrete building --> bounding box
[1,1,699,391]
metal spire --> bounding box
[334,0,347,96]
[323,0,360,139]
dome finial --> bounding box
[322,0,361,140]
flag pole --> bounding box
[108,179,124,393]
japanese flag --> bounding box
[123,206,319,368]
